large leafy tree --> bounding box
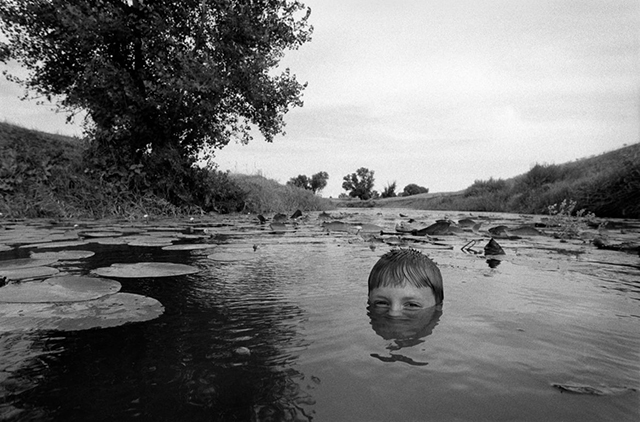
[0,0,312,165]
[342,167,375,200]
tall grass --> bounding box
[0,122,334,219]
[381,143,640,218]
[231,174,334,214]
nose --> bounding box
[387,303,404,317]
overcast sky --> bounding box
[1,0,638,198]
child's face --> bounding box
[368,283,436,316]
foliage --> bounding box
[1,0,312,208]
[516,163,566,190]
[576,149,640,218]
[288,174,311,190]
[546,199,597,239]
[342,167,375,200]
[353,142,639,219]
[0,122,247,218]
[381,181,397,198]
[232,174,333,214]
[310,171,329,193]
[464,177,508,197]
[402,183,429,196]
[287,171,329,193]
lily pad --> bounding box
[90,237,131,245]
[79,231,124,238]
[0,257,59,270]
[92,262,200,278]
[0,267,60,281]
[30,250,95,261]
[0,276,121,303]
[124,236,178,247]
[0,292,164,332]
[20,240,88,249]
[356,223,383,233]
[162,243,217,251]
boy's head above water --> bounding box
[368,248,444,311]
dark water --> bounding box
[1,209,639,421]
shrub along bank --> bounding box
[454,143,640,219]
[341,143,640,219]
[0,122,332,219]
[1,122,637,219]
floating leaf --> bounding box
[162,243,217,251]
[20,240,88,249]
[92,262,200,278]
[124,235,178,247]
[0,257,58,270]
[356,223,383,233]
[0,266,59,281]
[0,292,164,332]
[30,250,95,261]
[0,276,121,303]
[484,238,506,256]
[79,231,124,238]
[510,226,544,236]
[90,237,130,245]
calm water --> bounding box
[1,209,639,421]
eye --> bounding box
[372,300,389,307]
[404,302,423,309]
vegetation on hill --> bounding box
[346,143,640,219]
[1,121,637,219]
[1,1,312,219]
[0,122,332,219]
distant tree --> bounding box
[310,171,329,193]
[342,167,375,200]
[287,175,311,190]
[381,181,397,198]
[287,171,328,193]
[403,183,429,196]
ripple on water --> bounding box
[0,210,638,422]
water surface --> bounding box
[1,209,638,421]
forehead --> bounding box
[369,285,433,301]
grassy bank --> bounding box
[2,121,637,219]
[0,122,333,219]
[336,143,640,219]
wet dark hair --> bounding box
[368,248,444,305]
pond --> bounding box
[1,209,639,421]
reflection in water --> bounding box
[1,242,318,422]
[486,258,502,268]
[368,304,442,366]
[2,212,639,422]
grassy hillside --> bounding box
[336,143,640,219]
[1,121,637,219]
[0,122,332,218]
